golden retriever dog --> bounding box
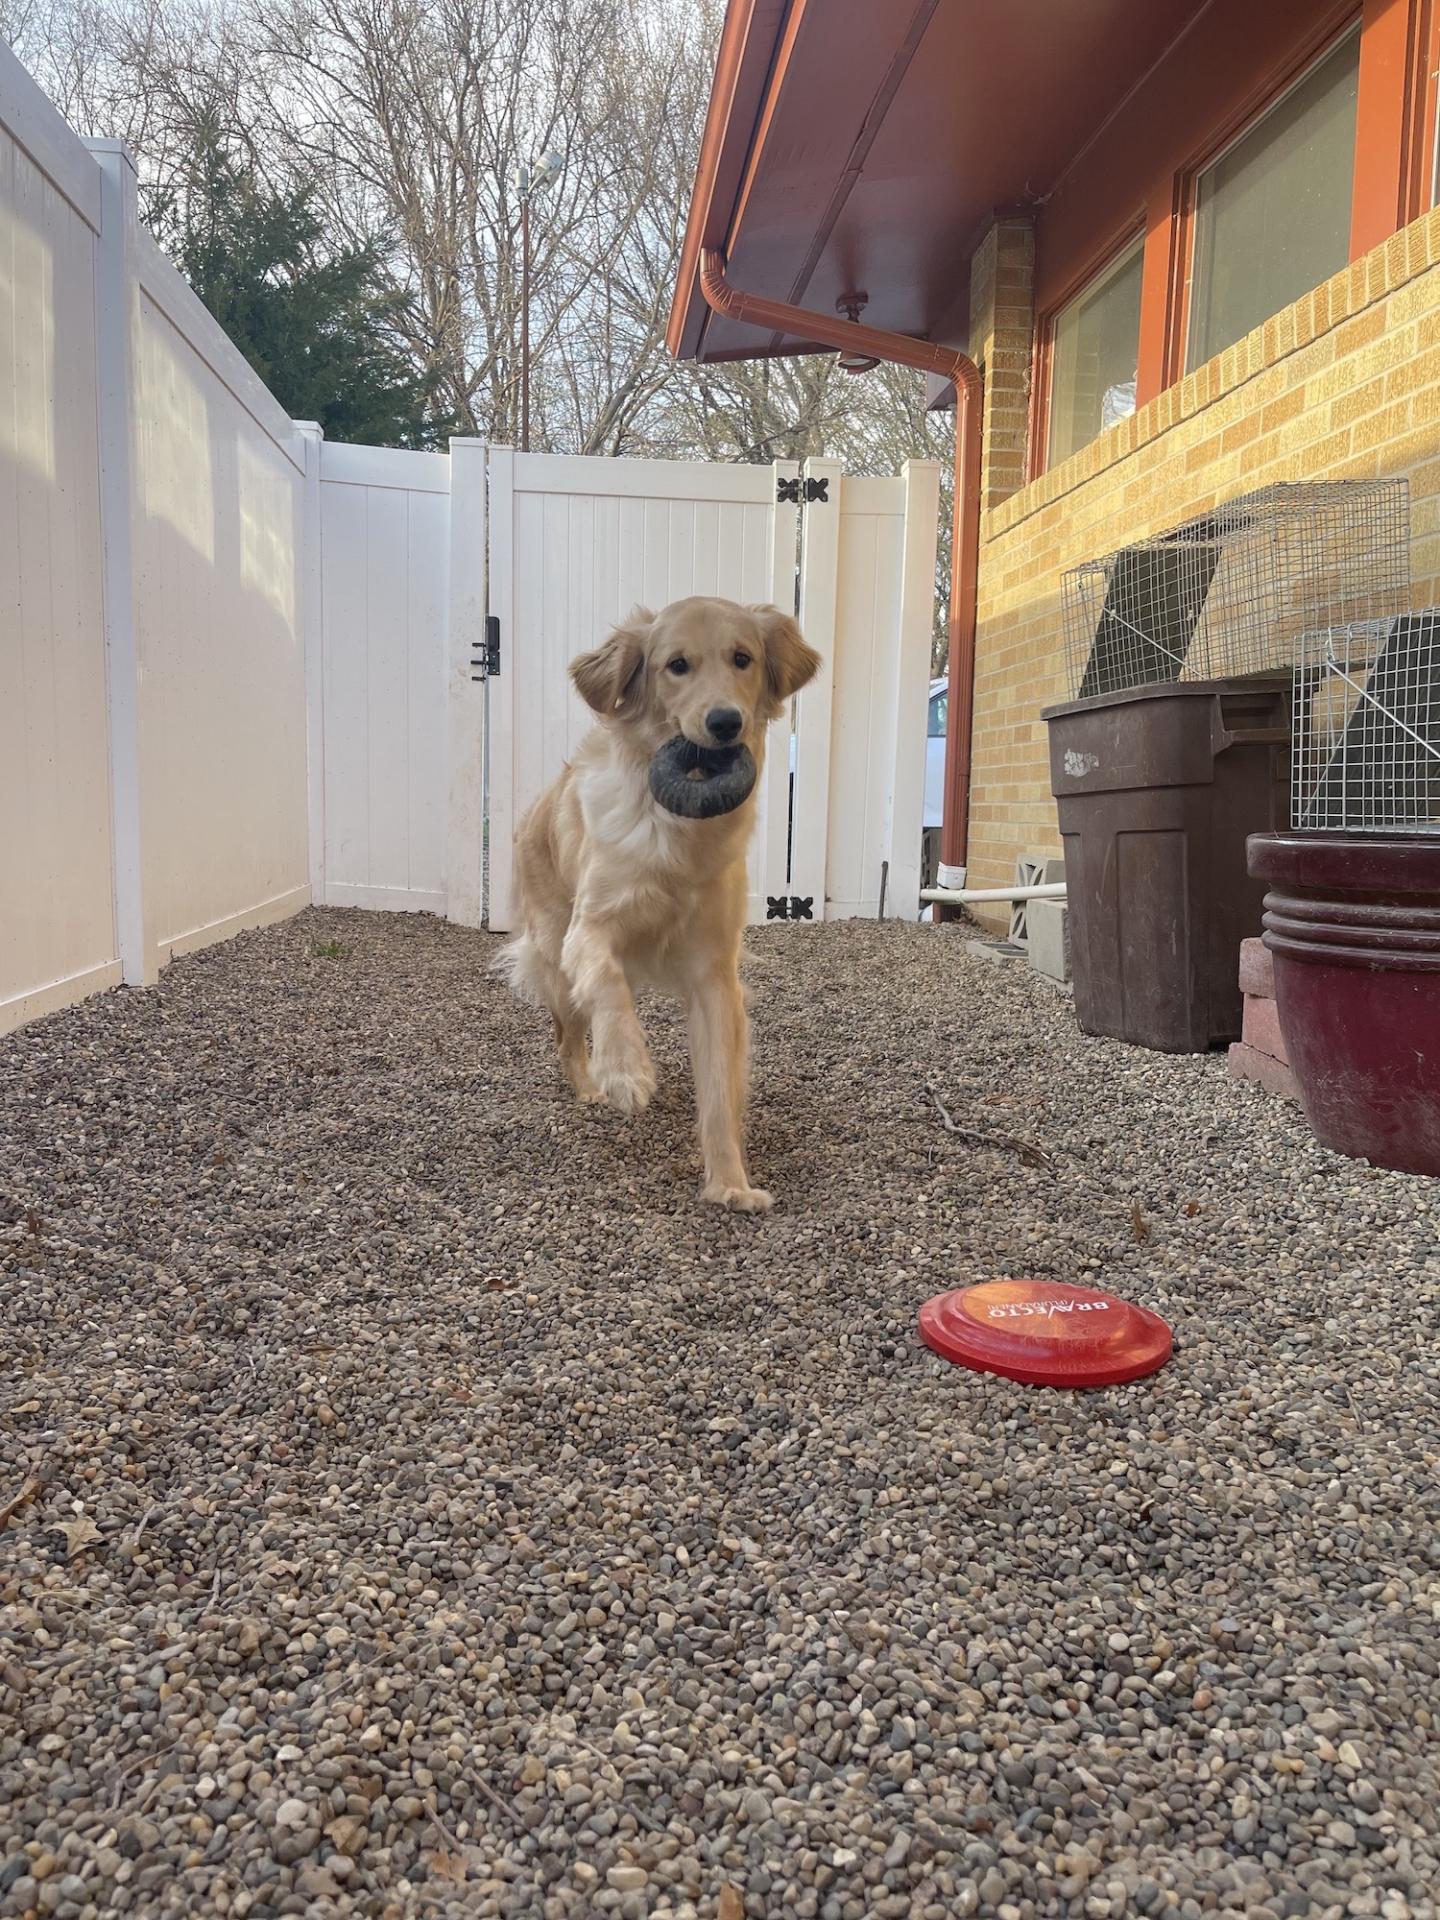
[497,596,819,1211]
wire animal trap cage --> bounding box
[1292,612,1440,833]
[1062,480,1409,702]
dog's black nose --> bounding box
[706,707,743,744]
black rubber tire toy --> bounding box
[648,736,757,820]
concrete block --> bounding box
[1009,852,1065,945]
[1238,936,1273,998]
[1241,991,1289,1064]
[1027,898,1070,983]
[1227,1041,1300,1102]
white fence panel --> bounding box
[130,233,309,962]
[823,462,940,922]
[788,458,842,921]
[316,441,450,912]
[485,451,798,932]
[0,51,118,1036]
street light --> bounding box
[515,151,563,453]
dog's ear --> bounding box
[571,607,653,717]
[750,606,821,718]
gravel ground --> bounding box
[3,907,1438,1920]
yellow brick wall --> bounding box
[966,204,1440,929]
[969,217,1036,511]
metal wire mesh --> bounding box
[1292,612,1440,832]
[1062,480,1410,701]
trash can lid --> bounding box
[919,1279,1172,1388]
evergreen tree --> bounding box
[159,122,448,449]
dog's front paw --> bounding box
[702,1181,774,1213]
[593,1056,657,1114]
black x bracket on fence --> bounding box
[775,477,830,506]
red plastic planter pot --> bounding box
[1248,833,1440,1175]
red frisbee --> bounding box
[919,1279,1172,1388]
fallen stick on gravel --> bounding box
[107,1743,177,1809]
[929,1088,1055,1172]
[466,1773,516,1824]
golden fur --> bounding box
[497,596,820,1210]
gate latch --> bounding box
[472,616,502,681]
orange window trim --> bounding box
[1028,0,1440,478]
[1352,0,1435,252]
[1421,0,1440,210]
[1027,221,1146,484]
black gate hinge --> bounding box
[472,615,501,681]
[776,476,831,506]
[766,895,815,921]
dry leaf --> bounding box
[719,1888,745,1920]
[1184,1200,1200,1217]
[425,1850,467,1885]
[1130,1201,1150,1243]
[0,1475,43,1527]
[51,1514,101,1558]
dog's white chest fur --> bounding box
[572,750,723,926]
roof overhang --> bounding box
[669,0,1210,368]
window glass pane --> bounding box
[1188,29,1359,370]
[928,691,947,738]
[1048,240,1144,468]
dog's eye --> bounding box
[666,658,689,676]
[733,651,753,670]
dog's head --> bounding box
[571,596,820,751]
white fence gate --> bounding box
[316,441,940,934]
[480,450,799,931]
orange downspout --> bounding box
[699,249,983,897]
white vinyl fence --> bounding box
[130,223,309,962]
[1,65,118,1031]
[1,42,940,1040]
[1,49,309,1036]
[311,447,939,934]
[481,449,799,930]
[314,441,450,914]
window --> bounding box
[1187,28,1360,371]
[928,689,948,739]
[1047,237,1144,468]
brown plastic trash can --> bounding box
[1042,680,1290,1052]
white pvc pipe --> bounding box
[920,882,1068,905]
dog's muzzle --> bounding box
[648,736,757,819]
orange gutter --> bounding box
[667,0,786,363]
[698,247,984,892]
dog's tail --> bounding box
[491,932,547,1006]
